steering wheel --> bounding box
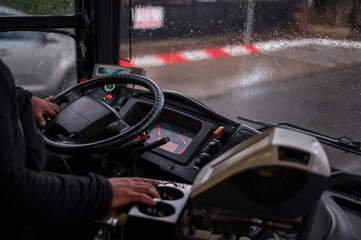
[42,74,164,154]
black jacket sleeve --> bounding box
[15,86,33,98]
[0,60,113,226]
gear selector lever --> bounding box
[131,137,170,158]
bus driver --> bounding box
[0,59,161,240]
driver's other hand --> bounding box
[108,177,160,209]
[31,95,61,127]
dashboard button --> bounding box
[213,126,225,139]
[195,153,211,167]
[117,97,126,106]
[205,140,219,154]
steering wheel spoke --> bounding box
[105,118,130,133]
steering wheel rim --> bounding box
[43,74,164,154]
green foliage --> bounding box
[1,0,74,15]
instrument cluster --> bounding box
[146,120,196,155]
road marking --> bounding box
[156,52,188,64]
[203,47,231,58]
[120,38,361,68]
[180,50,209,61]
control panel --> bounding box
[85,82,258,182]
[140,113,257,182]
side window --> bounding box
[0,31,77,98]
[0,2,77,98]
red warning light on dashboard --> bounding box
[106,94,113,99]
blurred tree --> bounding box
[314,0,360,27]
[1,0,74,15]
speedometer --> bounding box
[104,84,116,92]
[147,121,196,154]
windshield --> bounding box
[126,0,361,173]
[1,0,361,173]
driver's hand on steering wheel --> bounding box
[31,95,61,127]
[108,177,160,210]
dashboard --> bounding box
[86,82,259,182]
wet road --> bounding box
[203,63,361,171]
[139,41,361,171]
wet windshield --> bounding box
[1,0,361,172]
[127,0,361,172]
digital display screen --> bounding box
[98,67,130,75]
[146,120,196,154]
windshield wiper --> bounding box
[237,116,361,156]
